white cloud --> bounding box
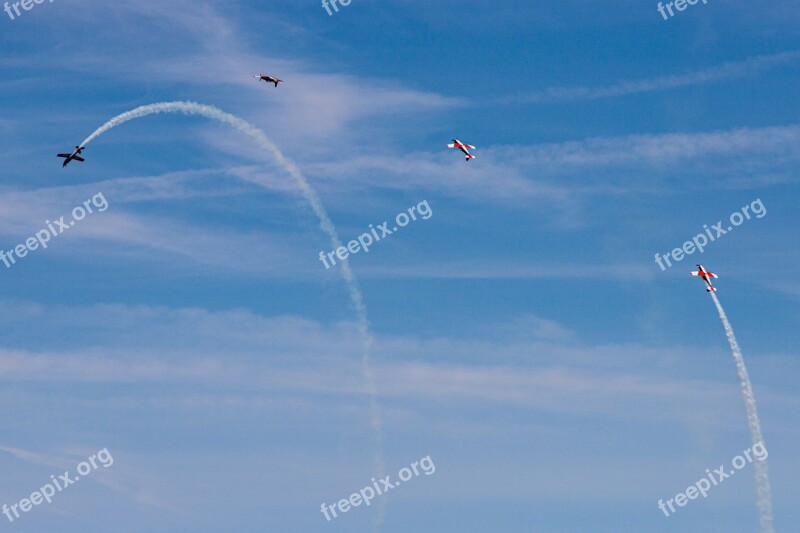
[0,301,791,430]
[501,51,800,104]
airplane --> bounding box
[691,264,719,292]
[254,75,283,87]
[448,139,476,161]
[57,146,85,167]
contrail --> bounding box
[81,101,387,527]
[709,291,773,533]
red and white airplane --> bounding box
[254,75,283,87]
[691,264,719,292]
[448,139,475,161]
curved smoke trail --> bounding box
[81,102,387,527]
[709,291,773,533]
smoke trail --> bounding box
[709,291,773,533]
[81,101,387,527]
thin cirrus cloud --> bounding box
[0,300,788,439]
[0,178,312,275]
[0,301,774,417]
[304,123,800,202]
[24,0,465,143]
[499,50,800,104]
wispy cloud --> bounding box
[501,51,800,104]
[0,301,788,427]
[0,175,318,275]
[304,123,800,204]
[23,0,465,146]
[357,261,657,281]
[0,444,176,513]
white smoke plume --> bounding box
[81,101,387,527]
[709,291,773,533]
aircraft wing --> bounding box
[57,154,71,158]
[73,156,85,162]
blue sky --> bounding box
[1,0,799,531]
